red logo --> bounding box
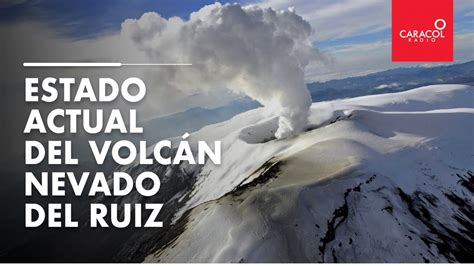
[392,0,453,62]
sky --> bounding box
[1,0,473,81]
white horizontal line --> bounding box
[23,62,121,67]
[23,62,192,67]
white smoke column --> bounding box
[121,3,321,138]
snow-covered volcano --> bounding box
[106,84,473,263]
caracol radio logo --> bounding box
[399,19,447,43]
[392,0,453,62]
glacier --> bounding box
[98,84,473,262]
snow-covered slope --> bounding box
[107,84,474,262]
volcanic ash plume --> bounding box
[121,3,322,138]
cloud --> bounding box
[304,31,474,81]
[374,83,399,90]
[2,3,324,138]
[121,3,324,138]
[249,0,474,42]
[248,0,390,41]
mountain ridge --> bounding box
[110,84,473,262]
